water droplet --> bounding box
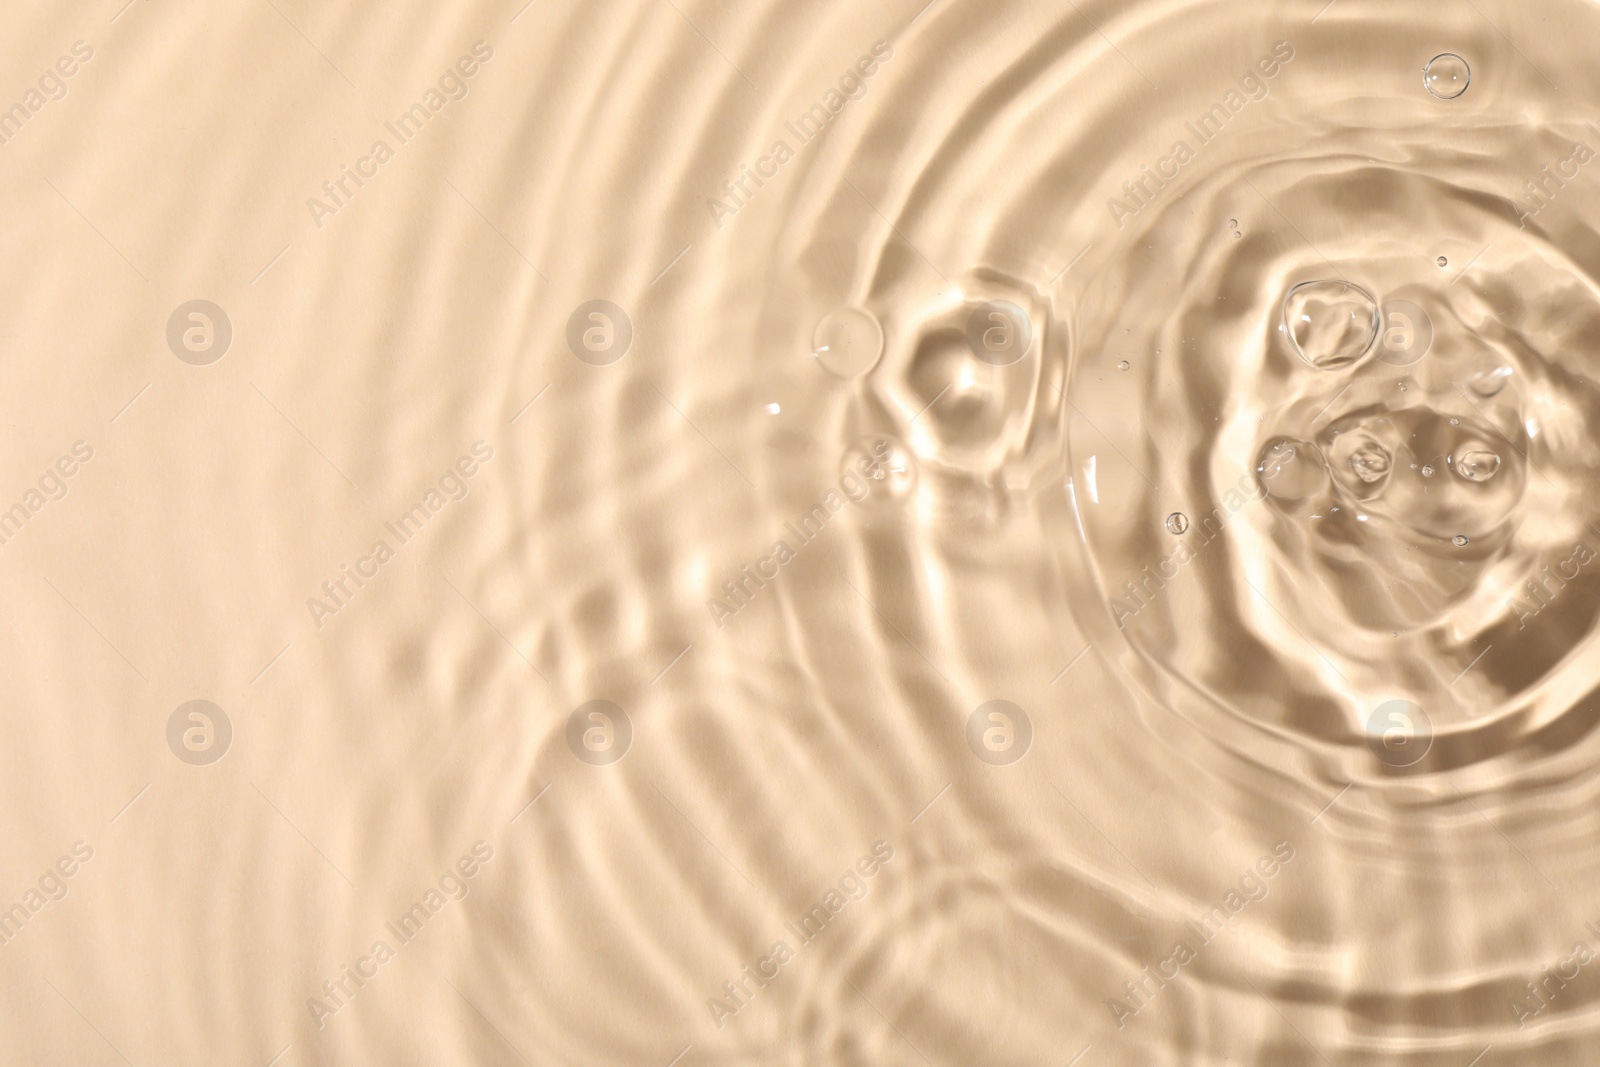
[1227,219,1238,229]
[812,307,884,377]
[1282,280,1381,370]
[1424,53,1471,99]
[1256,437,1327,501]
[1467,362,1513,397]
[1233,231,1243,239]
[840,436,917,506]
[1349,440,1393,484]
[1449,418,1460,426]
[1117,360,1130,371]
[1420,464,1435,477]
[1453,534,1469,547]
[1453,448,1502,481]
[1166,512,1190,535]
[1436,256,1449,268]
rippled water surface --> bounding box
[6,0,1600,1063]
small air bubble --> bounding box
[1166,512,1190,535]
[1453,448,1502,481]
[1424,53,1471,99]
[1420,464,1436,477]
[1468,363,1513,397]
[1117,360,1130,371]
[1452,534,1469,547]
[1227,219,1238,228]
[1437,256,1449,268]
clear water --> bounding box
[9,0,1600,1065]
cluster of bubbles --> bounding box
[1246,277,1515,550]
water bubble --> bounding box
[1256,437,1326,501]
[1233,231,1243,239]
[1348,438,1393,484]
[1467,362,1513,397]
[1420,464,1435,477]
[1283,280,1381,370]
[1453,447,1502,481]
[841,435,917,506]
[1453,534,1470,547]
[812,306,884,377]
[1424,53,1471,99]
[1117,360,1130,371]
[1436,256,1449,268]
[1227,219,1238,228]
[1166,512,1190,535]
